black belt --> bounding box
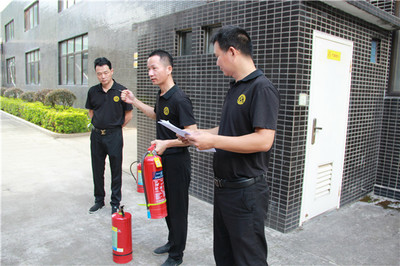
[92,126,121,136]
[214,175,264,189]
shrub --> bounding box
[1,88,8,96]
[0,96,90,133]
[42,110,90,133]
[4,88,23,98]
[0,97,23,116]
[34,89,53,104]
[20,91,36,102]
[45,89,77,107]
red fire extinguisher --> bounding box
[112,206,132,264]
[130,161,144,193]
[141,144,168,219]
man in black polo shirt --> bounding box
[184,26,280,265]
[85,57,133,215]
[121,50,196,266]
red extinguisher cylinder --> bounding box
[112,207,132,264]
[142,145,167,219]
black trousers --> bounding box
[90,128,123,207]
[161,150,191,260]
[213,176,269,266]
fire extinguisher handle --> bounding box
[148,143,156,151]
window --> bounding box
[58,0,82,12]
[6,57,16,85]
[24,1,39,31]
[26,49,40,85]
[5,20,14,42]
[59,34,88,85]
[178,30,192,56]
[203,25,221,54]
[370,38,380,64]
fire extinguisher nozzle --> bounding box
[119,205,125,217]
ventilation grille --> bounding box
[315,163,333,199]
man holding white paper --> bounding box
[121,50,196,266]
[182,26,280,265]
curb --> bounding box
[1,110,90,138]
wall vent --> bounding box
[315,163,333,199]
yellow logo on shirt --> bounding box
[114,96,120,102]
[163,107,169,116]
[237,94,246,105]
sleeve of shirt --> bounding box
[85,89,93,109]
[250,83,280,130]
[123,101,133,111]
[177,97,196,128]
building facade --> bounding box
[1,0,399,232]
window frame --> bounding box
[6,57,16,85]
[58,34,89,85]
[25,49,40,85]
[58,0,82,12]
[388,31,400,96]
[177,29,193,56]
[202,24,221,54]
[5,20,14,42]
[24,1,39,32]
[370,38,381,64]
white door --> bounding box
[300,31,353,225]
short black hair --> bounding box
[148,49,174,68]
[94,57,112,70]
[211,26,253,57]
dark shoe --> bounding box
[153,242,171,256]
[89,202,104,213]
[111,205,119,215]
[161,257,182,266]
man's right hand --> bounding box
[121,90,135,104]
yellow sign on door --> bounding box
[327,50,341,61]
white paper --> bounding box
[158,120,189,137]
[158,120,216,152]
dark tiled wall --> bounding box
[376,98,400,199]
[136,0,396,232]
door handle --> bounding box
[312,118,322,145]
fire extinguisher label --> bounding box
[154,170,163,180]
[112,226,124,252]
[153,170,165,203]
[138,170,143,185]
[154,157,162,168]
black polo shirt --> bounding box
[213,69,280,180]
[154,84,196,153]
[85,80,133,129]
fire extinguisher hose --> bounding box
[129,160,139,182]
[140,149,151,218]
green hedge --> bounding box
[0,97,91,134]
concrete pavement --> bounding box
[1,110,399,265]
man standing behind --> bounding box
[184,26,280,265]
[86,57,133,215]
[121,50,196,266]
